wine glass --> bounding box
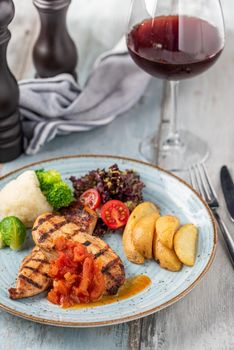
[126,0,225,171]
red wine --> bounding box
[127,16,223,80]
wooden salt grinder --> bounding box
[33,0,78,79]
[0,0,23,162]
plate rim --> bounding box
[0,154,217,327]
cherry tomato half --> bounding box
[79,189,101,210]
[101,200,130,229]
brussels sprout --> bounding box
[0,232,5,249]
[0,216,26,250]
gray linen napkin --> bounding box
[19,38,151,155]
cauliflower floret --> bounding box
[0,170,52,227]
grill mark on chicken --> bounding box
[22,255,36,266]
[37,209,96,243]
[101,258,125,295]
[31,258,49,264]
[105,270,125,294]
[32,213,54,231]
[38,220,67,243]
[106,282,123,294]
[101,258,120,273]
[23,266,50,278]
[21,248,49,268]
[9,247,52,300]
[21,250,41,267]
[104,269,124,283]
[83,241,91,247]
[65,215,93,233]
[94,248,108,259]
[18,274,42,289]
[69,229,83,237]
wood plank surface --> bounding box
[1,2,161,349]
[0,0,234,349]
[138,1,234,348]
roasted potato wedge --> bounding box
[129,202,159,222]
[153,238,182,272]
[122,223,145,264]
[156,215,180,249]
[122,202,159,264]
[132,212,159,259]
[174,224,198,266]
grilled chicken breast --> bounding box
[33,205,98,244]
[9,246,51,299]
[32,213,125,295]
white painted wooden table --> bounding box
[0,1,234,349]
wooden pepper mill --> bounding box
[0,0,23,162]
[33,0,78,79]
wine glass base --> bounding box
[139,130,209,172]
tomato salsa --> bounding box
[48,237,105,307]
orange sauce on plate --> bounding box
[70,275,151,309]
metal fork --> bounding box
[189,163,234,267]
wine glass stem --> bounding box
[162,80,183,150]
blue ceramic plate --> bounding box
[0,155,217,327]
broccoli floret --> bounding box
[35,169,62,192]
[35,169,74,210]
[46,182,74,210]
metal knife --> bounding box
[220,165,234,221]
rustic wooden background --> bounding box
[0,0,233,349]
